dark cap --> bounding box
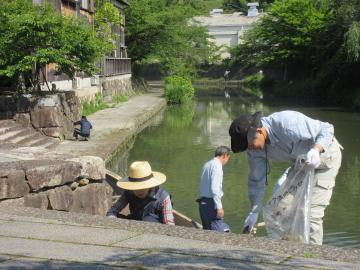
[228,112,262,153]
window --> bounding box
[81,0,88,10]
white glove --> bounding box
[306,148,321,168]
[243,211,259,234]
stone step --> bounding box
[9,130,37,144]
[5,129,33,143]
[0,119,16,128]
[44,140,60,150]
[0,128,24,141]
[25,137,47,147]
[0,125,20,135]
[16,133,42,146]
[29,137,55,147]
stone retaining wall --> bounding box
[0,91,81,140]
[101,74,133,102]
[0,155,112,216]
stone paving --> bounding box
[0,206,359,270]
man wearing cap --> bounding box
[106,161,175,225]
[229,110,342,245]
[198,146,231,232]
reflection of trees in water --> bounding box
[106,136,135,177]
[332,154,360,202]
[323,154,360,244]
[106,111,166,177]
[193,99,271,148]
[164,102,195,129]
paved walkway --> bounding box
[53,88,166,161]
[0,206,359,270]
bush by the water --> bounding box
[164,76,194,104]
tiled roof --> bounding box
[193,13,262,27]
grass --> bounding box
[112,92,132,104]
[303,251,314,259]
[82,91,136,116]
[82,93,109,116]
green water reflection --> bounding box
[111,97,360,248]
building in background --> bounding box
[193,3,262,59]
[33,0,131,101]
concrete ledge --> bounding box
[0,206,358,266]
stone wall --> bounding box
[0,156,112,216]
[101,74,133,102]
[0,91,81,140]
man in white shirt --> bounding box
[198,146,231,232]
[229,111,342,244]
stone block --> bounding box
[0,96,16,112]
[24,193,49,209]
[0,169,29,200]
[25,161,82,191]
[70,183,112,216]
[67,156,106,180]
[40,127,63,139]
[0,197,24,207]
[16,95,35,113]
[14,113,31,128]
[30,106,63,128]
[47,185,73,211]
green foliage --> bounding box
[303,252,314,259]
[94,0,122,54]
[164,76,194,104]
[241,73,264,98]
[125,0,219,78]
[0,0,113,92]
[164,102,195,128]
[229,0,360,109]
[231,0,328,69]
[345,21,360,62]
[112,92,133,104]
[82,93,109,116]
[223,0,274,12]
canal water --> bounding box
[111,96,360,248]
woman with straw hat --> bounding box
[106,161,175,225]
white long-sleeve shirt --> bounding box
[247,110,334,213]
[199,158,224,209]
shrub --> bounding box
[164,76,194,104]
[241,73,264,98]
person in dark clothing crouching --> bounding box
[106,161,175,225]
[73,115,92,141]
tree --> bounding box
[230,0,360,108]
[231,0,328,75]
[94,0,122,54]
[0,0,117,92]
[125,0,219,78]
[223,0,274,12]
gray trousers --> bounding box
[310,139,342,245]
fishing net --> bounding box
[263,155,315,243]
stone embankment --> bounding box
[0,88,166,216]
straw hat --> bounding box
[116,161,166,190]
